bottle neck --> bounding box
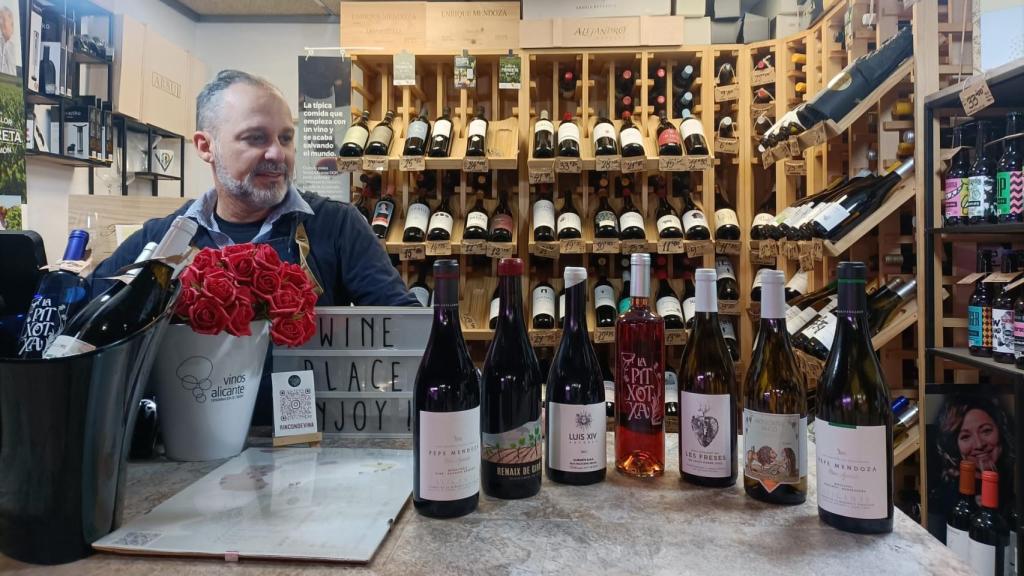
[1005,117,1020,154]
[432,275,462,334]
[497,274,526,332]
[564,277,589,334]
[836,277,872,344]
[630,262,650,301]
[981,477,999,510]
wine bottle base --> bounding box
[992,352,1016,364]
[413,494,479,519]
[546,467,606,486]
[616,453,665,478]
[481,478,541,500]
[969,347,994,358]
[681,472,736,488]
[743,481,806,505]
[818,507,893,534]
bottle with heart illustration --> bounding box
[678,268,737,487]
[614,253,666,478]
[742,270,807,504]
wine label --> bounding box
[787,307,816,335]
[679,391,732,478]
[682,297,696,322]
[1015,318,1024,361]
[658,126,682,147]
[619,127,644,148]
[786,271,808,296]
[558,122,581,144]
[489,296,500,323]
[753,213,776,228]
[1009,529,1018,576]
[812,202,852,233]
[595,284,616,310]
[491,213,513,233]
[468,118,488,139]
[790,202,823,228]
[595,209,619,231]
[411,286,430,307]
[482,417,542,480]
[808,312,838,350]
[466,211,489,231]
[371,201,394,228]
[368,125,393,147]
[967,175,994,218]
[557,212,582,235]
[656,295,683,319]
[432,120,453,139]
[968,305,993,348]
[656,214,682,234]
[774,206,797,225]
[945,178,969,219]
[682,210,706,232]
[559,293,566,321]
[618,295,631,315]
[992,307,1015,354]
[617,350,664,428]
[534,119,554,135]
[996,170,1023,217]
[743,410,807,492]
[715,208,739,229]
[41,334,96,359]
[815,419,888,519]
[946,525,969,562]
[533,199,556,231]
[533,286,556,318]
[680,118,704,140]
[18,295,72,357]
[715,258,736,281]
[405,203,431,232]
[342,125,369,147]
[548,402,606,473]
[417,407,480,501]
[968,541,997,576]
[592,122,616,143]
[720,319,737,341]
[406,121,429,141]
[428,211,454,234]
[621,211,646,231]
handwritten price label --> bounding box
[785,160,807,176]
[529,330,561,347]
[787,137,802,158]
[399,156,425,171]
[528,167,555,184]
[750,102,774,120]
[659,155,686,171]
[685,240,713,258]
[463,157,489,173]
[621,239,648,255]
[555,157,583,173]
[714,83,739,102]
[593,239,621,253]
[460,313,478,330]
[681,156,714,171]
[665,330,688,346]
[960,78,995,116]
[362,156,389,172]
[719,300,740,316]
[425,240,451,256]
[797,122,830,148]
[462,239,487,255]
[716,240,741,255]
[595,156,620,172]
[751,67,775,87]
[798,252,815,272]
[747,303,761,323]
[399,244,426,261]
[761,149,775,168]
[337,158,361,172]
[593,328,616,344]
[657,238,685,254]
[620,156,646,174]
[532,241,558,259]
[715,137,739,155]
[486,242,516,258]
[812,239,824,261]
[560,238,586,254]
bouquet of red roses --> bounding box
[173,243,318,347]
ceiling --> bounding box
[160,0,343,21]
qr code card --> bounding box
[271,370,319,437]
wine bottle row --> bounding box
[942,112,1023,227]
[966,249,1024,369]
[549,60,700,121]
[946,460,1018,576]
[531,108,709,160]
[339,105,488,159]
[414,258,895,536]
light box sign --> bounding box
[272,307,432,438]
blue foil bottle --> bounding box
[17,229,90,358]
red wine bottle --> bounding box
[482,258,543,499]
[619,111,645,158]
[593,110,618,157]
[714,185,741,240]
[681,191,710,240]
[615,253,666,477]
[715,256,740,302]
[547,267,607,485]
[364,110,395,156]
[944,124,971,227]
[559,68,577,100]
[557,113,581,157]
[426,190,454,241]
[339,110,370,157]
[371,185,396,239]
[427,107,453,158]
[655,269,684,330]
[968,471,1010,575]
[465,106,488,157]
[657,114,683,157]
[463,192,489,242]
[594,190,620,239]
[619,188,647,241]
[594,265,617,328]
[532,282,556,329]
[489,192,514,243]
[946,460,977,563]
[414,260,480,518]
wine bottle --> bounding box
[674,91,694,117]
[620,189,648,240]
[720,318,740,362]
[403,191,431,243]
[489,192,514,243]
[753,87,774,104]
[17,230,91,358]
[426,191,454,242]
[970,250,996,357]
[559,68,577,100]
[427,107,454,158]
[44,218,198,358]
[816,261,894,534]
[354,186,373,223]
[717,62,735,85]
[869,278,917,336]
[754,113,772,138]
[947,460,978,563]
[743,269,808,504]
[968,121,997,225]
[556,189,582,240]
[787,306,818,337]
[488,285,500,330]
[805,307,840,361]
[533,110,555,159]
[944,123,971,227]
[594,190,620,239]
[481,258,543,499]
[532,186,556,242]
[615,254,665,477]
[675,64,695,92]
[557,113,581,157]
[681,192,710,240]
[339,110,371,157]
[750,267,771,302]
[657,114,683,157]
[593,110,618,157]
[715,256,740,302]
[532,282,556,329]
[558,286,566,329]
[751,197,781,241]
[969,471,1011,575]
[714,186,740,240]
[410,263,431,307]
[403,106,431,156]
[654,187,683,240]
[681,276,696,330]
[1015,267,1024,369]
[463,192,489,241]
[651,64,667,93]
[364,110,395,156]
[371,185,397,239]
[466,106,488,157]
[40,45,56,95]
[718,117,735,139]
[785,271,808,303]
[616,67,635,96]
[413,260,480,518]
[792,296,839,353]
[619,112,645,158]
[547,267,607,485]
[594,265,617,328]
[678,268,737,487]
[992,255,1019,364]
[655,269,684,330]
[996,112,1023,223]
[810,159,915,241]
[680,109,709,156]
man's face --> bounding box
[205,83,295,211]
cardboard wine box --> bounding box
[522,0,672,19]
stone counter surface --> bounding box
[1,434,971,576]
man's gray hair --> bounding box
[196,69,282,133]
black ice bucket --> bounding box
[0,310,173,565]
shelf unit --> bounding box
[108,114,187,197]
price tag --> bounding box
[685,240,713,258]
[593,239,621,253]
[463,157,489,172]
[761,149,775,168]
[681,156,714,171]
[747,303,761,323]
[621,239,648,255]
[659,155,686,171]
[425,240,451,256]
[785,160,807,176]
[55,258,91,275]
[780,241,799,260]
[595,155,620,172]
[787,137,803,158]
[751,67,775,87]
[811,239,824,261]
[594,327,616,344]
[960,77,996,116]
[620,156,646,174]
[665,330,688,346]
[400,244,426,261]
[362,156,389,172]
[555,157,582,173]
[797,122,829,148]
[1004,275,1024,292]
[983,272,1021,283]
[400,155,425,172]
[462,239,487,255]
[714,83,739,102]
[719,300,740,316]
[716,240,741,255]
[750,102,774,120]
[714,137,739,155]
[337,158,361,172]
[529,330,560,347]
[393,51,416,86]
[528,167,555,184]
[798,252,815,271]
[957,272,987,285]
[560,238,585,254]
[657,238,685,254]
[533,241,558,259]
[460,313,479,330]
[486,242,516,259]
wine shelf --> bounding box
[893,425,921,467]
[928,222,1024,236]
[871,300,918,352]
[822,175,918,257]
[927,348,1024,380]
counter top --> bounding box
[1,432,971,576]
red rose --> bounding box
[301,311,316,341]
[270,289,303,318]
[188,299,230,335]
[236,285,254,307]
[280,265,311,290]
[179,267,202,290]
[223,243,256,258]
[252,268,281,301]
[174,286,199,319]
[270,316,309,347]
[224,250,257,283]
[302,290,319,310]
[225,300,255,337]
[190,247,222,272]
[254,244,281,271]
[202,273,237,306]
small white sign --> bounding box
[272,370,319,438]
